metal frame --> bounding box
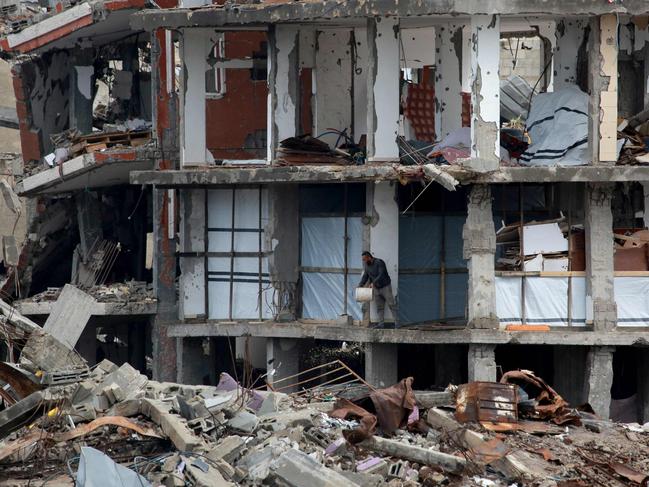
[179,186,269,320]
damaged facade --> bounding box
[1,0,649,484]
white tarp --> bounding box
[301,272,362,320]
[496,276,649,326]
[496,276,586,326]
[301,217,362,320]
[615,277,649,326]
[519,85,589,166]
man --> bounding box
[359,251,398,329]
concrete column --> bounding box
[553,345,587,406]
[554,19,587,89]
[151,187,178,381]
[467,344,496,382]
[181,29,210,166]
[463,184,497,329]
[637,348,649,423]
[352,26,369,141]
[588,14,618,164]
[584,183,616,330]
[269,25,299,162]
[177,337,209,385]
[469,14,500,171]
[434,344,464,387]
[365,343,397,388]
[369,181,399,323]
[151,28,178,382]
[435,23,463,139]
[76,192,103,261]
[268,185,299,321]
[314,29,352,148]
[266,338,301,393]
[367,17,400,161]
[584,346,614,419]
[70,47,94,135]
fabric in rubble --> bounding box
[76,446,151,487]
[330,377,418,443]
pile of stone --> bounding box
[0,299,648,486]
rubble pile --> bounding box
[21,280,155,304]
[0,303,648,486]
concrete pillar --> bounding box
[467,344,496,382]
[554,19,587,89]
[469,14,500,171]
[637,348,649,423]
[70,47,94,135]
[314,29,352,148]
[151,187,178,381]
[269,25,299,162]
[369,181,399,323]
[367,17,400,161]
[553,345,587,406]
[365,343,398,388]
[584,346,614,419]
[463,184,497,329]
[151,28,178,382]
[352,26,369,141]
[434,345,464,387]
[268,185,299,321]
[435,23,463,139]
[76,192,103,261]
[177,337,210,385]
[181,29,211,165]
[266,338,301,393]
[588,14,618,164]
[584,183,616,330]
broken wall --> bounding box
[12,51,71,161]
[0,59,20,152]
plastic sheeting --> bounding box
[615,277,649,326]
[398,215,467,324]
[207,255,272,319]
[77,447,150,487]
[519,86,589,167]
[301,272,362,320]
[399,274,439,324]
[399,216,441,268]
[300,217,363,320]
[497,276,649,326]
[496,276,586,326]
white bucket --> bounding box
[355,287,373,302]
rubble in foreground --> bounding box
[0,302,647,486]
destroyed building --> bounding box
[1,0,649,476]
[122,0,649,424]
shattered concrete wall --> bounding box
[12,51,71,161]
[0,60,20,152]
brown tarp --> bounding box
[329,377,417,443]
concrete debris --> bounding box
[42,284,96,349]
[0,347,646,486]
